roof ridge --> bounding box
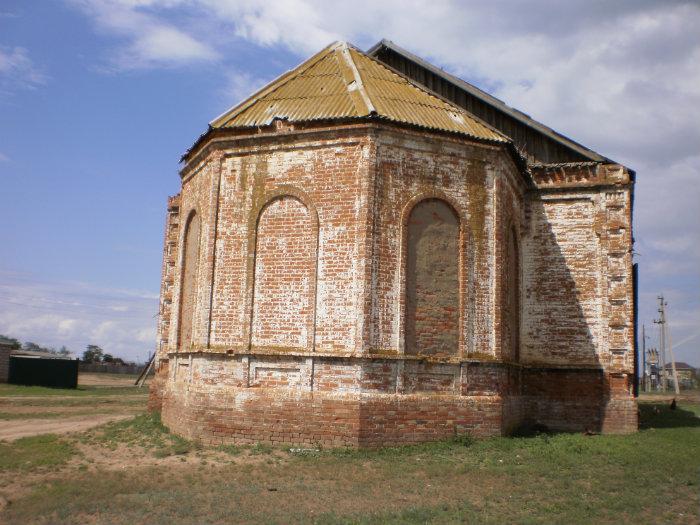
[187,40,511,163]
[351,47,510,142]
[337,42,376,116]
[210,41,344,128]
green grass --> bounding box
[0,411,68,420]
[0,434,77,471]
[0,384,147,397]
[1,401,699,524]
[0,409,141,420]
[80,412,193,457]
[4,398,147,410]
[216,444,243,456]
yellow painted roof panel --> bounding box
[211,42,507,143]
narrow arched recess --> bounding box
[251,195,316,350]
[405,198,460,356]
[178,211,201,350]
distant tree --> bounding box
[102,353,115,363]
[0,334,21,349]
[58,346,71,356]
[23,341,50,353]
[82,345,104,363]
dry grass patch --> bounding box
[0,392,698,525]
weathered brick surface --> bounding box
[405,199,460,356]
[154,196,180,361]
[162,386,505,448]
[150,123,637,446]
[179,212,200,350]
[147,359,168,411]
[252,196,316,350]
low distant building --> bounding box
[7,348,79,389]
[664,362,697,390]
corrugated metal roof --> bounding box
[210,42,507,143]
[367,39,610,163]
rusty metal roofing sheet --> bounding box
[367,39,610,162]
[210,42,507,143]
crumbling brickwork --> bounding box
[519,163,636,432]
[179,211,201,350]
[252,196,316,350]
[149,120,636,446]
[405,199,460,356]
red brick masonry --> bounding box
[151,122,637,447]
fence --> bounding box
[79,362,146,375]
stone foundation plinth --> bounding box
[152,354,637,447]
[161,388,505,448]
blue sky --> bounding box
[1,1,698,366]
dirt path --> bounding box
[78,373,141,387]
[0,414,133,441]
[0,404,142,415]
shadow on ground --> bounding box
[639,402,700,430]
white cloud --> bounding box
[220,71,266,109]
[60,0,700,363]
[67,0,218,70]
[0,271,158,362]
[634,155,700,282]
[200,0,339,54]
[57,318,81,337]
[111,305,129,312]
[64,1,700,165]
[0,46,47,93]
[0,151,9,162]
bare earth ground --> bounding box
[76,373,141,387]
[1,380,699,524]
[0,373,145,441]
[0,415,134,441]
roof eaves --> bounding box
[530,161,603,169]
[181,114,515,168]
[368,39,611,163]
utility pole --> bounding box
[654,296,668,392]
[641,324,647,392]
[654,295,680,395]
[666,308,681,395]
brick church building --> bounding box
[149,41,637,447]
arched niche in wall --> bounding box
[251,195,317,351]
[178,211,201,351]
[502,224,520,361]
[405,198,460,356]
